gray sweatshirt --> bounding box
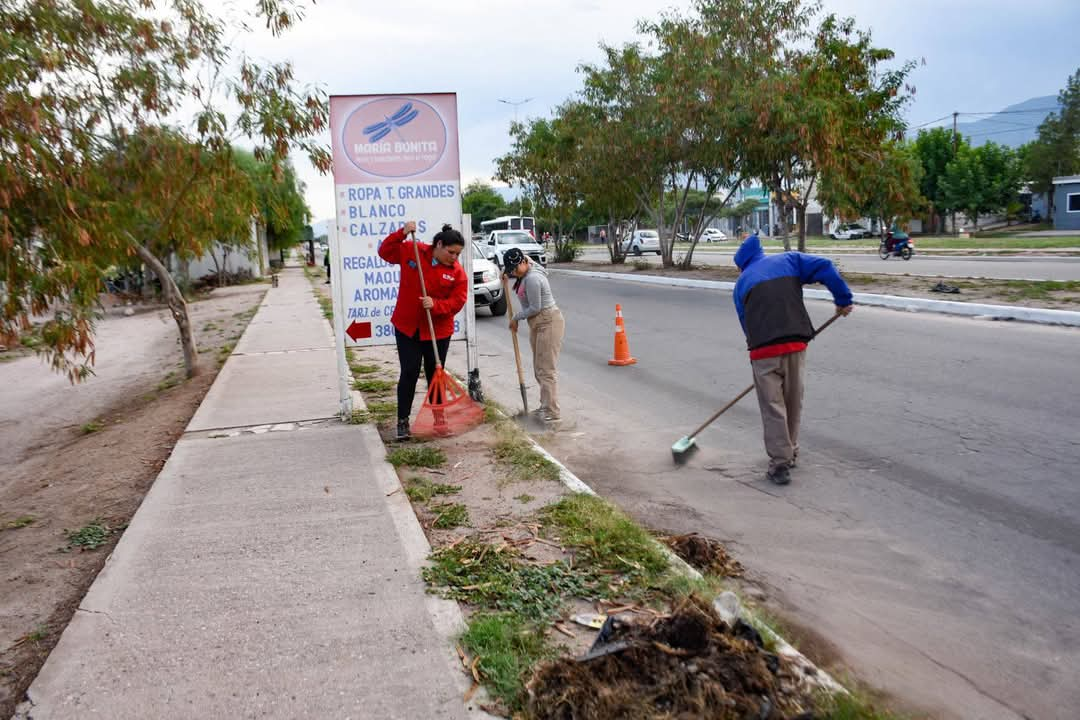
[512,264,556,321]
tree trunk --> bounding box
[796,204,807,252]
[134,244,200,378]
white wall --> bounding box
[180,218,267,281]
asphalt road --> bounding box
[455,271,1080,720]
[578,246,1080,281]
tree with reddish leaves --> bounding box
[0,0,329,381]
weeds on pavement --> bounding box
[350,363,380,375]
[3,516,36,531]
[430,502,469,529]
[386,445,446,468]
[404,477,460,503]
[80,420,104,434]
[493,422,560,484]
[352,378,395,393]
[63,519,119,551]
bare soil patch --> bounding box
[0,284,266,717]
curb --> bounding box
[553,269,1080,327]
[518,418,845,695]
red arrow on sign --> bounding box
[346,321,372,341]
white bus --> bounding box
[479,215,535,238]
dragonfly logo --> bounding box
[342,97,448,178]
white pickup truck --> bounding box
[484,230,547,269]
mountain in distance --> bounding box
[949,95,1061,148]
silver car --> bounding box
[622,229,662,255]
[470,242,506,316]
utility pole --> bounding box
[499,97,533,217]
[951,111,959,235]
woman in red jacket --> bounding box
[378,221,468,440]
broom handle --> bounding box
[410,231,443,369]
[688,311,844,440]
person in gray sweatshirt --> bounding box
[503,247,565,421]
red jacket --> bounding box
[378,228,467,340]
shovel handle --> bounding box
[688,311,845,441]
[501,275,528,388]
[410,231,442,368]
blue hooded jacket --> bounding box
[732,233,852,351]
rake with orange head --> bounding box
[409,232,484,439]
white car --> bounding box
[622,229,662,255]
[485,230,547,268]
[470,242,506,316]
[830,223,872,240]
[701,228,728,242]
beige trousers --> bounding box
[750,351,806,472]
[527,307,565,417]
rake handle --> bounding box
[688,311,845,441]
[410,231,442,369]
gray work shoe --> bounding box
[395,419,411,441]
[767,465,791,486]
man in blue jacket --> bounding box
[733,232,853,485]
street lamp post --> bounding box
[499,97,533,217]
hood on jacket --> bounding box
[734,233,764,270]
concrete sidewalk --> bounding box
[18,268,478,719]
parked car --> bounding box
[701,228,728,242]
[485,230,547,268]
[829,223,872,240]
[470,242,506,316]
[622,229,662,255]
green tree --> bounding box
[496,116,592,261]
[234,151,311,259]
[819,140,924,238]
[913,127,965,234]
[0,0,329,381]
[643,0,779,268]
[1024,68,1080,216]
[461,181,509,231]
[939,142,1021,229]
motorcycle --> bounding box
[879,230,914,260]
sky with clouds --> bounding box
[239,0,1080,225]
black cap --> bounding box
[502,247,526,269]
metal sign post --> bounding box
[328,221,352,419]
[461,212,482,401]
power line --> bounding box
[958,106,1059,116]
[967,117,1042,129]
[965,124,1042,140]
[909,113,953,130]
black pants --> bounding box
[395,329,451,420]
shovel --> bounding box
[501,274,529,416]
[671,312,844,463]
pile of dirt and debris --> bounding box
[662,532,744,578]
[526,597,814,720]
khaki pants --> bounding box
[751,351,805,473]
[527,307,565,417]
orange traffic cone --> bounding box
[608,304,637,366]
